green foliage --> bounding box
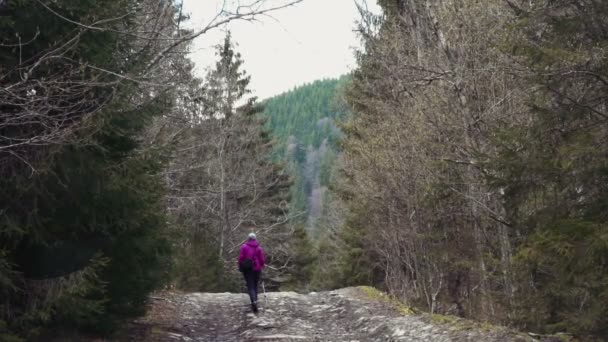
[360,286,415,315]
[263,77,348,235]
[262,78,351,289]
[0,0,175,338]
[172,227,225,292]
[49,254,110,330]
[263,77,348,159]
[338,0,608,339]
[492,1,608,337]
[336,204,377,288]
[309,235,339,290]
[0,319,23,342]
[0,89,173,336]
[514,220,608,335]
[281,224,316,291]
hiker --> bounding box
[238,232,265,313]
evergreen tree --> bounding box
[262,78,347,236]
[336,0,608,338]
[338,0,524,325]
[282,224,316,291]
[262,78,351,290]
[0,0,180,338]
[491,1,608,335]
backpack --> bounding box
[239,246,257,273]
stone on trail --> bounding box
[121,287,535,342]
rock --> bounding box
[392,328,406,337]
[120,287,533,342]
[166,332,193,341]
[250,334,309,340]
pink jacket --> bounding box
[238,240,265,272]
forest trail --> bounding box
[120,287,538,342]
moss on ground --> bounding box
[358,286,415,315]
[357,287,544,341]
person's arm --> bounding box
[238,245,245,264]
[258,247,266,269]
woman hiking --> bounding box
[238,232,265,313]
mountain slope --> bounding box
[262,78,348,233]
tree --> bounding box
[491,0,608,335]
[0,0,181,337]
[0,0,311,339]
[338,0,525,322]
[167,32,292,291]
[336,0,608,338]
[262,78,347,238]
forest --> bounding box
[263,78,348,236]
[335,0,608,338]
[0,0,305,340]
[0,0,607,340]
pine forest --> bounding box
[0,0,607,340]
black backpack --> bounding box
[239,246,257,272]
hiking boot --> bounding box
[251,302,258,313]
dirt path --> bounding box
[119,287,536,342]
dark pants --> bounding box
[243,270,260,304]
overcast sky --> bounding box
[181,0,380,100]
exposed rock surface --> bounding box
[121,287,535,342]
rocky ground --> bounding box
[118,287,550,342]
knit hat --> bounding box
[248,232,256,240]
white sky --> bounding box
[181,0,381,100]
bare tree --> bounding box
[159,32,294,290]
[340,0,527,321]
[0,0,302,175]
[0,0,302,333]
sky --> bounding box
[181,0,380,100]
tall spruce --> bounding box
[492,0,608,336]
[0,0,181,338]
[263,79,348,234]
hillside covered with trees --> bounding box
[262,78,348,237]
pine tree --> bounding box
[262,78,348,235]
[492,1,608,336]
[282,224,316,291]
[0,0,179,337]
